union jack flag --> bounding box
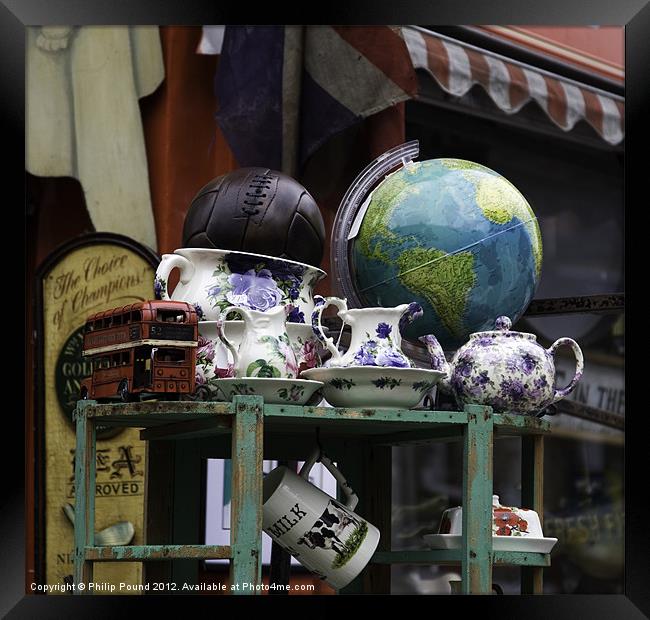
[213,26,417,173]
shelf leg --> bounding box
[521,434,544,594]
[171,440,204,586]
[229,395,264,595]
[73,401,96,593]
[461,404,493,594]
[363,445,392,594]
[336,442,365,595]
[268,460,295,594]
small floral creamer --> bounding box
[312,297,423,369]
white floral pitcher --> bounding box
[311,296,423,368]
[217,305,299,378]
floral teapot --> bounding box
[312,296,423,368]
[420,316,584,415]
[217,305,299,378]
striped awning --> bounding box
[403,26,624,145]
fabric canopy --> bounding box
[197,26,625,165]
[403,26,624,145]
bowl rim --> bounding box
[301,366,446,379]
[214,377,324,387]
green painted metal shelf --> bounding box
[72,397,550,595]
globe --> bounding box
[351,158,543,350]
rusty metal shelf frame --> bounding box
[72,397,549,595]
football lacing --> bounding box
[242,174,274,214]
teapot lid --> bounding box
[471,316,536,341]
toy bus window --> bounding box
[93,320,102,331]
[85,322,95,333]
[120,352,130,365]
[157,310,187,323]
[131,310,142,322]
[155,348,186,363]
[94,357,110,370]
[113,314,123,326]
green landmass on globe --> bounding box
[352,158,542,350]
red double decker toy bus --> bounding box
[80,301,200,401]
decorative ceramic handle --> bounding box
[154,254,195,300]
[216,306,249,371]
[398,302,424,334]
[299,447,359,510]
[311,296,348,364]
[548,337,584,402]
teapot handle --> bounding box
[311,296,348,364]
[154,254,195,300]
[547,337,584,402]
[216,306,250,371]
[299,447,359,511]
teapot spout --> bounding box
[419,334,450,379]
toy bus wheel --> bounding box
[194,385,211,402]
[118,380,131,403]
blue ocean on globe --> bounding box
[351,159,543,350]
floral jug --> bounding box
[154,248,326,322]
[311,296,423,368]
[217,305,299,378]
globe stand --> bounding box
[330,140,420,307]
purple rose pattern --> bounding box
[153,276,166,300]
[193,303,205,320]
[376,348,410,368]
[226,269,283,311]
[348,323,415,368]
[376,323,392,339]
[422,316,583,415]
[195,335,217,386]
[353,342,377,366]
[292,335,320,372]
[288,306,305,324]
[198,252,322,321]
[419,335,448,373]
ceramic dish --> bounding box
[300,366,445,409]
[213,377,323,406]
[422,533,557,554]
[422,494,557,554]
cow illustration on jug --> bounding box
[262,449,380,589]
[297,501,364,557]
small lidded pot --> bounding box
[438,495,543,538]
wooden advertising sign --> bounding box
[34,234,158,591]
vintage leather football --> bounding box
[182,168,326,267]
